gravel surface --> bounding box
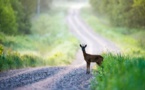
[0,68,28,80]
[0,66,93,90]
[0,67,66,89]
[53,66,92,90]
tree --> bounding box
[11,0,34,34]
[0,0,18,35]
[0,0,53,35]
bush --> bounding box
[91,54,145,90]
[0,44,3,55]
[0,51,44,71]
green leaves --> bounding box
[0,44,3,55]
[90,0,145,28]
[91,54,145,90]
[0,0,18,35]
[0,0,52,35]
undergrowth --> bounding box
[91,54,145,90]
[0,52,44,71]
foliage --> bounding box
[0,0,52,35]
[0,0,18,35]
[0,0,32,35]
[91,54,145,90]
[90,0,145,28]
[0,51,45,71]
[0,44,3,55]
[10,0,33,34]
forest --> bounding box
[90,0,145,28]
[0,0,52,35]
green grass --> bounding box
[0,52,44,71]
[80,7,145,90]
[91,54,145,90]
[0,8,79,71]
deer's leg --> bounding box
[86,62,90,74]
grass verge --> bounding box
[91,53,145,90]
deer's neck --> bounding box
[82,49,87,57]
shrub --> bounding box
[0,44,3,55]
[91,54,145,90]
[0,51,44,71]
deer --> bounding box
[80,44,103,74]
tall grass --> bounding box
[0,52,44,71]
[91,54,145,90]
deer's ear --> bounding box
[80,44,82,47]
[85,45,87,47]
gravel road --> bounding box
[0,6,119,90]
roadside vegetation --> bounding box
[0,0,78,71]
[91,53,145,90]
[80,1,145,90]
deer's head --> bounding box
[80,44,87,51]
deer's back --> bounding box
[85,54,103,62]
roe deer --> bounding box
[80,44,103,74]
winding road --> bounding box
[0,7,119,90]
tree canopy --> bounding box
[0,0,52,35]
[90,0,145,28]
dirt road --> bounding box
[0,8,119,90]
